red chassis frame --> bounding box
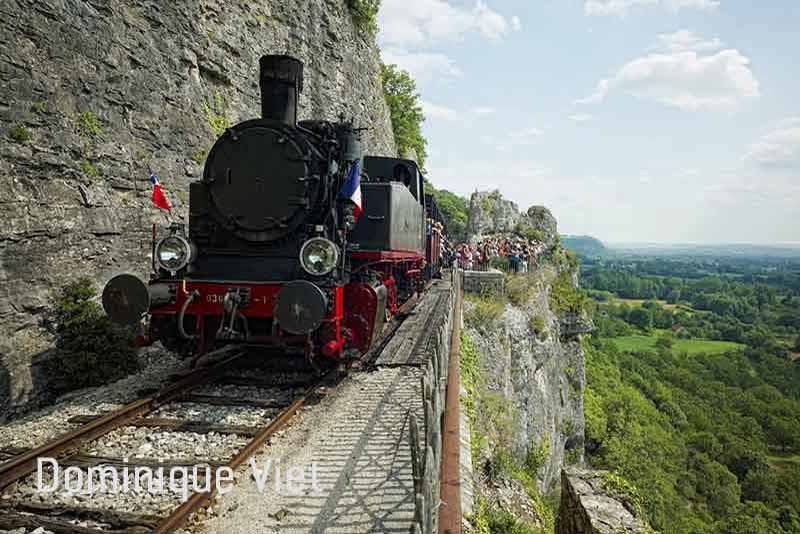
[149,281,345,359]
[147,251,424,361]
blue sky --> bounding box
[376,0,800,243]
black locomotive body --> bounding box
[103,55,442,363]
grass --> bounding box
[768,452,800,471]
[8,124,32,142]
[611,297,686,311]
[609,335,744,355]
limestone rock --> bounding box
[467,190,521,237]
[556,468,649,534]
[465,266,585,492]
[525,205,559,246]
[0,0,396,415]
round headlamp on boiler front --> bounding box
[155,235,194,273]
[299,237,339,276]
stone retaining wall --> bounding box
[462,269,504,295]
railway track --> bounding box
[0,346,333,534]
[0,291,426,534]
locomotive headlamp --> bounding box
[300,237,339,276]
[156,235,193,273]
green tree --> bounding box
[427,183,468,239]
[655,335,674,351]
[628,307,653,330]
[380,63,427,169]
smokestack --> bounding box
[259,55,304,126]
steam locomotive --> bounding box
[102,55,444,364]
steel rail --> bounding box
[0,347,245,491]
[152,376,327,533]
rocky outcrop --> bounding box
[0,0,396,415]
[523,206,558,246]
[556,468,649,534]
[465,266,585,492]
[467,191,559,249]
[467,190,521,237]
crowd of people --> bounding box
[453,234,546,273]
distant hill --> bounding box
[609,242,800,259]
[561,235,607,257]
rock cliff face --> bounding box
[0,0,395,414]
[466,266,586,493]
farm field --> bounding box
[609,334,744,355]
[610,297,695,313]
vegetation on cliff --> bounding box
[44,278,138,392]
[346,0,381,36]
[584,255,800,534]
[380,63,427,168]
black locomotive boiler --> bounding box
[103,55,444,363]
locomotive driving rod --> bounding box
[0,347,245,491]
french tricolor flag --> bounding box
[338,160,362,222]
[148,166,171,212]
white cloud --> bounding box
[584,0,657,17]
[576,33,759,111]
[483,127,544,152]
[381,48,462,82]
[655,30,723,53]
[472,106,495,115]
[421,100,459,121]
[378,0,518,48]
[745,122,800,168]
[664,0,720,11]
[584,0,718,16]
[568,113,593,122]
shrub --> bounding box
[506,275,534,306]
[347,0,381,37]
[525,434,550,475]
[75,111,103,137]
[600,471,648,521]
[549,271,588,315]
[515,223,545,243]
[202,91,230,137]
[8,124,32,143]
[529,315,546,337]
[80,159,98,178]
[45,278,138,392]
[191,147,208,165]
[465,295,505,328]
[31,100,47,114]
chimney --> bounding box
[259,55,304,126]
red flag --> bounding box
[148,167,171,212]
[152,183,171,211]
